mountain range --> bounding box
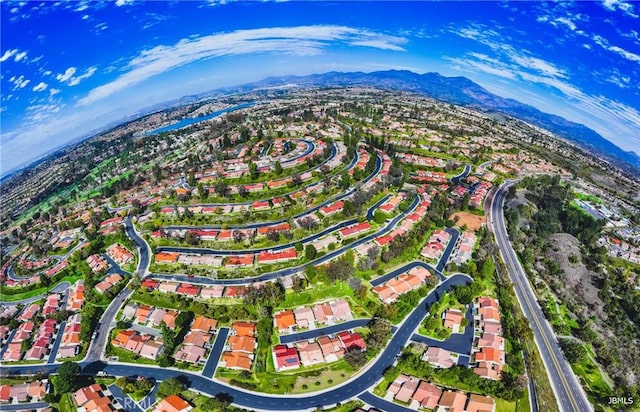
[188,70,638,175]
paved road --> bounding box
[102,253,131,276]
[492,183,592,412]
[151,192,419,286]
[365,194,391,220]
[161,150,378,231]
[279,319,370,345]
[0,401,49,411]
[202,327,229,378]
[109,383,145,412]
[0,280,71,306]
[139,383,160,410]
[370,260,444,288]
[435,227,460,273]
[450,164,471,185]
[359,391,417,412]
[0,329,17,358]
[156,218,358,256]
[47,321,66,363]
[409,303,474,356]
[2,274,471,411]
[85,216,150,362]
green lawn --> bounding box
[58,393,76,412]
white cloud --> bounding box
[32,82,48,92]
[11,75,30,90]
[43,70,52,76]
[82,14,90,20]
[448,45,640,154]
[75,3,88,12]
[79,25,407,105]
[0,49,18,62]
[68,66,97,86]
[56,67,77,82]
[593,35,640,63]
[553,17,576,31]
[602,0,638,17]
[49,88,61,96]
[115,0,134,6]
[14,51,28,62]
[55,66,97,86]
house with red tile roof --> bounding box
[224,254,254,268]
[274,310,296,333]
[296,341,324,366]
[443,308,464,329]
[293,307,315,329]
[319,200,344,216]
[154,394,193,412]
[339,222,372,239]
[273,344,301,371]
[423,346,455,368]
[317,336,344,362]
[466,393,495,412]
[338,331,366,351]
[257,248,297,264]
[395,376,419,403]
[413,381,442,410]
[438,390,467,412]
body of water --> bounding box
[143,102,254,136]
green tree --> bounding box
[275,161,282,175]
[157,377,184,398]
[305,244,317,260]
[344,346,367,368]
[54,361,81,394]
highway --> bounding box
[491,183,592,412]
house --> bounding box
[192,316,218,333]
[477,333,504,351]
[475,347,504,365]
[228,335,256,353]
[329,299,352,321]
[395,376,419,403]
[174,344,207,364]
[257,248,297,264]
[465,394,495,412]
[134,305,154,324]
[155,252,180,264]
[158,282,179,293]
[221,351,252,371]
[319,200,344,216]
[274,310,296,333]
[106,243,134,265]
[338,331,366,351]
[387,374,409,397]
[154,394,193,412]
[317,336,344,362]
[73,383,104,407]
[200,286,225,299]
[225,254,254,268]
[139,340,164,360]
[293,307,315,329]
[423,347,455,368]
[474,362,502,380]
[443,309,464,329]
[273,344,301,371]
[339,222,371,238]
[177,284,200,297]
[438,390,467,412]
[413,381,442,410]
[296,341,324,366]
[232,321,256,337]
[478,307,500,322]
[183,331,211,347]
[312,303,333,324]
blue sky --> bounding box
[1,1,639,176]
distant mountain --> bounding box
[211,70,639,175]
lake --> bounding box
[143,102,254,136]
